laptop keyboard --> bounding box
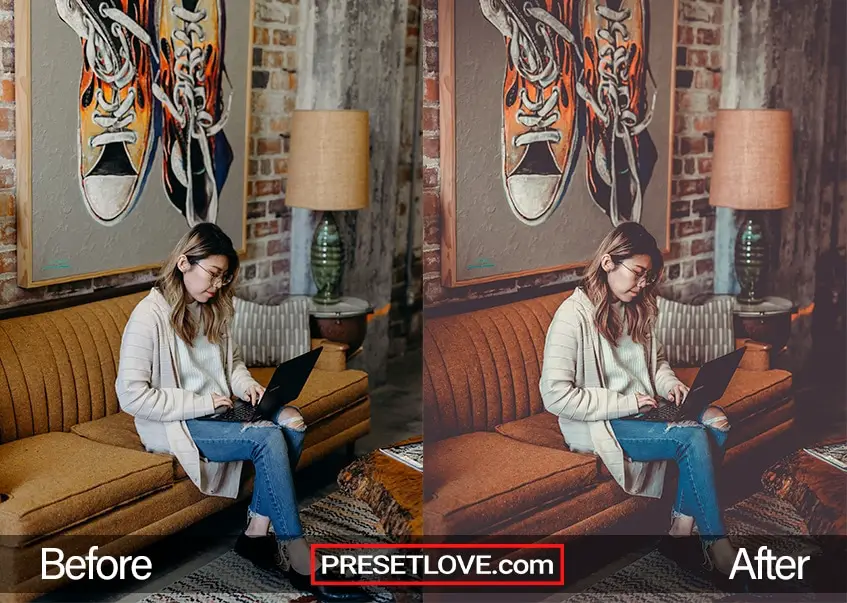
[214,401,257,422]
[636,398,682,421]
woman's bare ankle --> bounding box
[668,514,695,537]
[708,538,737,574]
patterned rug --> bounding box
[138,491,421,603]
[567,492,825,602]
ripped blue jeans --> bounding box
[186,407,307,541]
[610,407,730,542]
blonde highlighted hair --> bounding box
[157,223,240,345]
[581,222,664,346]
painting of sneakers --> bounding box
[442,0,674,286]
[154,0,234,227]
[17,0,252,287]
[55,0,157,225]
[579,0,658,225]
[479,0,581,226]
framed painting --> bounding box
[14,0,252,288]
[439,0,676,287]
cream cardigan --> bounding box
[540,288,684,498]
[116,288,260,498]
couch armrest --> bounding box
[736,338,772,371]
[312,338,349,372]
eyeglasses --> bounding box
[618,261,657,286]
[193,261,233,288]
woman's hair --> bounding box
[581,221,664,346]
[157,222,240,345]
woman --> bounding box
[539,222,739,582]
[116,223,368,603]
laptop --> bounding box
[196,347,322,423]
[622,346,746,422]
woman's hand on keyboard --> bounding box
[636,393,658,413]
[245,383,266,406]
[667,384,690,406]
[211,393,233,410]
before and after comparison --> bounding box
[0,0,845,602]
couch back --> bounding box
[0,291,147,444]
[424,290,572,443]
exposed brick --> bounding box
[268,198,287,217]
[0,216,13,245]
[422,107,439,132]
[710,50,722,69]
[691,236,715,256]
[423,12,437,42]
[242,263,257,281]
[0,138,12,159]
[267,238,285,257]
[272,259,289,275]
[0,19,12,45]
[698,157,712,174]
[0,168,13,189]
[424,76,439,104]
[423,248,440,274]
[672,158,682,175]
[252,71,270,89]
[679,136,706,155]
[256,136,281,156]
[676,47,687,67]
[696,258,714,275]
[255,179,282,197]
[253,27,270,46]
[684,158,696,175]
[0,78,13,103]
[674,114,688,134]
[423,189,439,218]
[247,201,266,219]
[696,28,720,46]
[688,49,709,67]
[676,69,693,88]
[677,26,695,45]
[424,45,438,74]
[0,107,13,130]
[0,192,13,216]
[671,200,691,219]
[423,216,440,246]
[0,248,15,273]
[666,263,681,280]
[423,134,439,158]
[273,158,287,174]
[677,219,704,238]
[423,167,439,188]
[251,220,280,238]
[693,115,715,133]
[678,179,705,196]
[692,198,715,217]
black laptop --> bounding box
[623,346,746,422]
[197,347,322,423]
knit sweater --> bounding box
[540,287,684,498]
[116,288,260,498]
[599,303,654,398]
[175,303,231,400]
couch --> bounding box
[423,290,795,539]
[0,290,370,600]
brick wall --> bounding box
[390,0,423,357]
[0,0,299,308]
[421,0,723,310]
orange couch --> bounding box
[423,290,794,539]
[0,290,370,601]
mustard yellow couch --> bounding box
[0,290,370,601]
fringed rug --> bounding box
[567,492,825,602]
[138,491,421,603]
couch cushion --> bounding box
[672,367,792,421]
[424,432,598,536]
[495,412,570,452]
[249,367,368,425]
[0,432,172,544]
[71,412,187,480]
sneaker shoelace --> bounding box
[505,5,577,149]
[84,3,156,150]
[153,4,232,226]
[577,4,657,225]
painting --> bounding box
[439,0,675,287]
[14,0,252,287]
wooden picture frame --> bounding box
[439,0,676,288]
[14,0,253,288]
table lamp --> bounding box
[285,110,370,305]
[709,109,793,304]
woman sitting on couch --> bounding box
[116,222,368,603]
[539,222,739,581]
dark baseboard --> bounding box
[424,281,578,319]
[0,281,155,321]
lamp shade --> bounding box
[285,110,370,211]
[709,109,793,210]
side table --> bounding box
[309,297,373,358]
[731,296,797,356]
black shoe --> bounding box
[284,566,372,602]
[233,533,281,571]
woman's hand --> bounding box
[636,393,658,413]
[667,383,690,406]
[245,383,266,406]
[211,393,233,410]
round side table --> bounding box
[309,297,373,357]
[732,296,796,355]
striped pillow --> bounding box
[231,297,311,367]
[656,296,734,367]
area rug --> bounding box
[567,492,824,602]
[138,491,421,603]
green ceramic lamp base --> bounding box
[310,211,344,305]
[734,211,769,305]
